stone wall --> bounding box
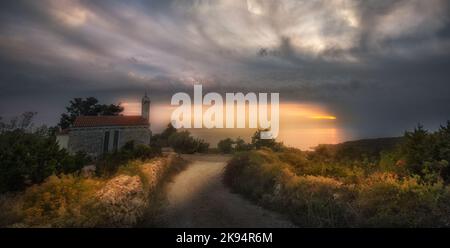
[119,127,151,148]
[93,154,185,227]
[68,129,104,157]
[95,175,147,227]
[68,126,151,157]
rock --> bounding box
[95,175,148,227]
[140,159,168,191]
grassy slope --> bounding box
[224,147,450,227]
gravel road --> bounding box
[155,154,295,228]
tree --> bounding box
[0,112,37,133]
[58,97,123,129]
[433,121,450,181]
[218,138,234,154]
[251,129,284,151]
[161,123,177,139]
[152,123,178,147]
[401,124,434,174]
[436,121,450,162]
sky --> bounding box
[1,0,450,148]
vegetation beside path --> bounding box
[0,154,188,227]
[224,123,450,227]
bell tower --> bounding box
[141,91,150,121]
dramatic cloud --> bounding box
[0,0,449,139]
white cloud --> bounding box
[374,0,448,41]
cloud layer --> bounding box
[1,0,449,138]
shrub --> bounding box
[167,131,209,154]
[217,138,234,153]
[1,155,188,227]
[151,123,178,148]
[224,150,354,227]
[0,130,89,192]
[235,137,253,151]
[225,148,450,227]
[355,173,450,227]
[401,124,434,174]
[251,129,284,151]
[277,175,353,227]
[396,122,450,182]
[21,175,103,227]
[0,193,24,227]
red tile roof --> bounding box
[72,116,149,128]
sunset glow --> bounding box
[309,115,337,120]
[121,101,341,150]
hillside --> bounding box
[316,137,403,161]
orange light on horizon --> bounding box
[120,100,343,149]
[308,115,337,120]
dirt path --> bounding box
[155,154,295,228]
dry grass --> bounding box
[224,149,450,227]
[0,154,188,227]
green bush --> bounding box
[251,129,284,151]
[217,138,234,153]
[0,130,89,192]
[167,131,209,154]
[224,149,354,227]
[151,123,177,147]
[1,155,189,227]
[235,137,253,152]
[225,148,450,227]
[355,173,450,227]
[0,112,91,192]
[396,122,450,181]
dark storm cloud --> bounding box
[0,0,449,137]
